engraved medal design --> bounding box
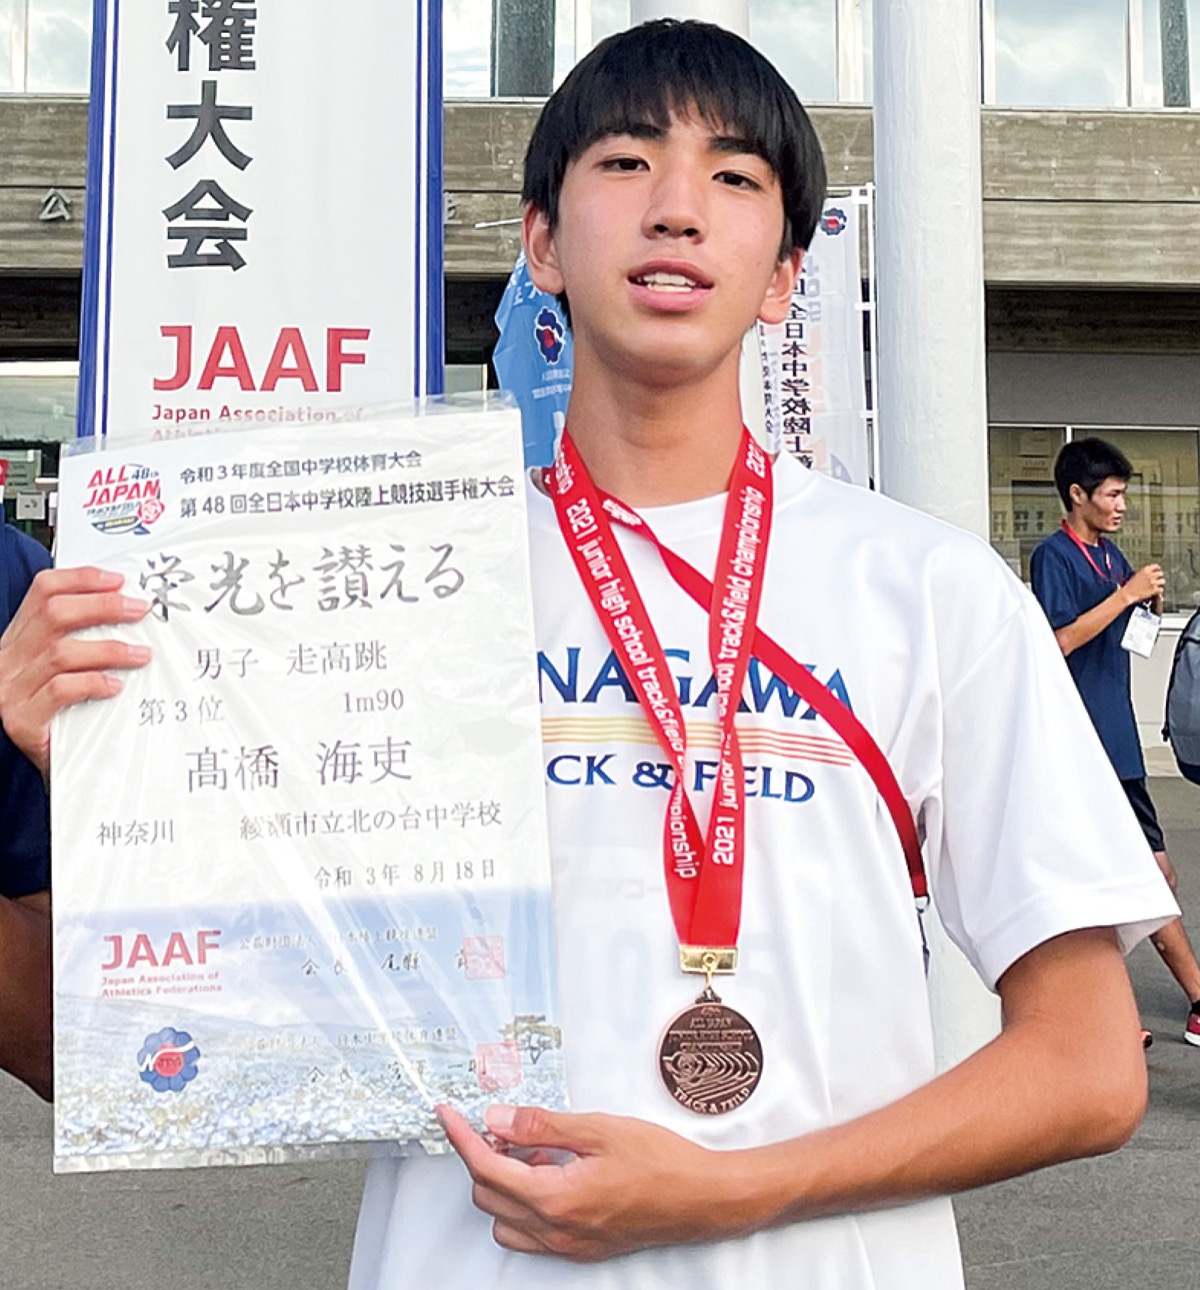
[658,986,763,1115]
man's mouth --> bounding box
[631,270,708,293]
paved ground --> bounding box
[3,779,1200,1289]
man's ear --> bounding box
[522,204,565,296]
[757,247,803,327]
[1068,482,1087,511]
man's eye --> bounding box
[601,156,645,171]
[717,171,762,190]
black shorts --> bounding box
[1121,778,1166,853]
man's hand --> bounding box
[0,567,151,779]
[441,931,1145,1263]
[439,1103,747,1262]
[1124,563,1164,606]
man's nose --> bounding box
[644,168,707,240]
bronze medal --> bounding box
[658,986,763,1115]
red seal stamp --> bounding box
[461,935,506,980]
[476,1041,522,1091]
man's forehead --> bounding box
[588,109,759,155]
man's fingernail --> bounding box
[128,645,152,664]
[484,1105,516,1135]
[121,596,151,616]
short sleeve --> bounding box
[924,587,1177,989]
[1030,539,1082,632]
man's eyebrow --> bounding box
[594,123,666,142]
[708,134,761,157]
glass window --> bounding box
[751,0,837,102]
[989,425,1200,615]
[0,0,16,93]
[988,425,1066,581]
[1142,0,1199,106]
[0,362,78,446]
[445,0,580,98]
[861,0,874,101]
[591,0,630,47]
[1192,0,1200,99]
[1102,428,1200,615]
[26,0,91,93]
[991,0,1129,107]
[444,0,492,97]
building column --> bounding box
[629,1,749,35]
[492,0,557,97]
[1161,0,1192,108]
[874,0,1001,1068]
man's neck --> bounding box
[562,355,747,507]
[1065,513,1102,546]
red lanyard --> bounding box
[545,429,767,949]
[544,429,928,940]
[1060,521,1118,584]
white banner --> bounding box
[80,2,443,442]
[51,404,564,1172]
[748,195,871,486]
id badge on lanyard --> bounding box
[1122,604,1161,658]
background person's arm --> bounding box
[442,927,1145,1262]
[1054,563,1163,656]
[0,566,151,1097]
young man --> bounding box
[0,21,1178,1290]
[1031,436,1200,1047]
[0,512,53,1099]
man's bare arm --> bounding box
[0,890,52,1100]
[1055,564,1163,657]
[443,927,1144,1262]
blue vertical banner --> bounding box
[80,2,444,441]
[492,254,573,468]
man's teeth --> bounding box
[638,272,699,292]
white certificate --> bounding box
[51,404,564,1172]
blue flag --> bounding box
[492,253,573,468]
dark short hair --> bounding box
[1053,437,1134,510]
[521,18,827,256]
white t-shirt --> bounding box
[349,453,1175,1290]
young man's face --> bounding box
[523,112,801,386]
[1071,476,1128,533]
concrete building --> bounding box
[2,0,1200,751]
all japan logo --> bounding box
[138,1027,201,1093]
[82,464,164,536]
[534,306,566,365]
[820,207,848,236]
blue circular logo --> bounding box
[534,306,566,364]
[821,208,848,236]
[137,1027,201,1093]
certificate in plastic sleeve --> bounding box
[51,404,564,1172]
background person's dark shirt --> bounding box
[1030,526,1142,780]
[0,519,50,898]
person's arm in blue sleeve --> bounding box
[1031,539,1160,658]
[0,525,53,1098]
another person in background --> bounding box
[0,510,53,1097]
[1032,436,1200,1048]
